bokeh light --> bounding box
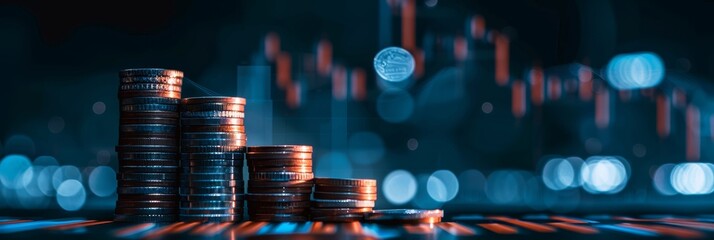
[580,156,630,194]
[671,163,714,195]
[56,179,86,211]
[34,156,59,166]
[413,174,444,209]
[376,89,414,123]
[0,154,32,189]
[605,52,665,90]
[653,163,677,196]
[52,165,82,190]
[315,151,353,178]
[426,170,459,202]
[542,157,583,191]
[347,131,385,165]
[382,169,417,205]
[481,102,493,114]
[88,166,117,197]
[407,138,419,151]
[92,101,106,115]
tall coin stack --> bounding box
[311,178,377,222]
[115,68,183,222]
[246,146,314,222]
[179,97,247,222]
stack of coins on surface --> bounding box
[115,68,183,222]
[179,97,247,222]
[246,145,314,222]
[366,209,443,224]
[311,178,377,222]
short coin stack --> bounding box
[115,68,183,222]
[311,178,377,222]
[246,145,314,222]
[179,97,247,222]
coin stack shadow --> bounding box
[115,68,183,222]
[310,178,377,222]
[179,97,247,222]
[246,146,314,222]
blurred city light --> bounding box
[580,156,630,194]
[382,169,417,205]
[671,162,714,195]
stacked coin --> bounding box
[115,68,183,222]
[310,178,377,222]
[180,97,247,222]
[246,145,314,222]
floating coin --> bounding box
[311,199,376,208]
[314,178,377,187]
[373,46,415,82]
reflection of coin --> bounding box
[373,47,415,82]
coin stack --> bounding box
[246,145,314,222]
[310,178,377,222]
[115,68,183,222]
[179,97,247,222]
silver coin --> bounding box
[246,193,310,202]
[185,166,240,173]
[181,111,244,118]
[179,187,241,195]
[181,179,242,187]
[119,152,178,160]
[119,137,177,146]
[121,104,179,112]
[366,209,444,220]
[120,97,181,105]
[311,199,375,208]
[118,172,178,181]
[120,111,179,119]
[119,180,177,187]
[119,117,178,125]
[314,178,377,187]
[120,76,183,85]
[179,193,244,201]
[182,145,246,153]
[182,96,246,105]
[119,124,177,133]
[179,201,240,208]
[119,165,178,173]
[180,173,240,180]
[179,208,242,215]
[181,140,247,148]
[373,46,415,82]
[120,83,182,92]
[118,186,178,194]
[182,152,245,160]
[115,145,178,153]
[180,118,244,126]
[180,159,242,167]
[182,132,247,139]
[249,172,313,181]
[118,90,181,99]
[182,103,245,112]
[119,68,184,78]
